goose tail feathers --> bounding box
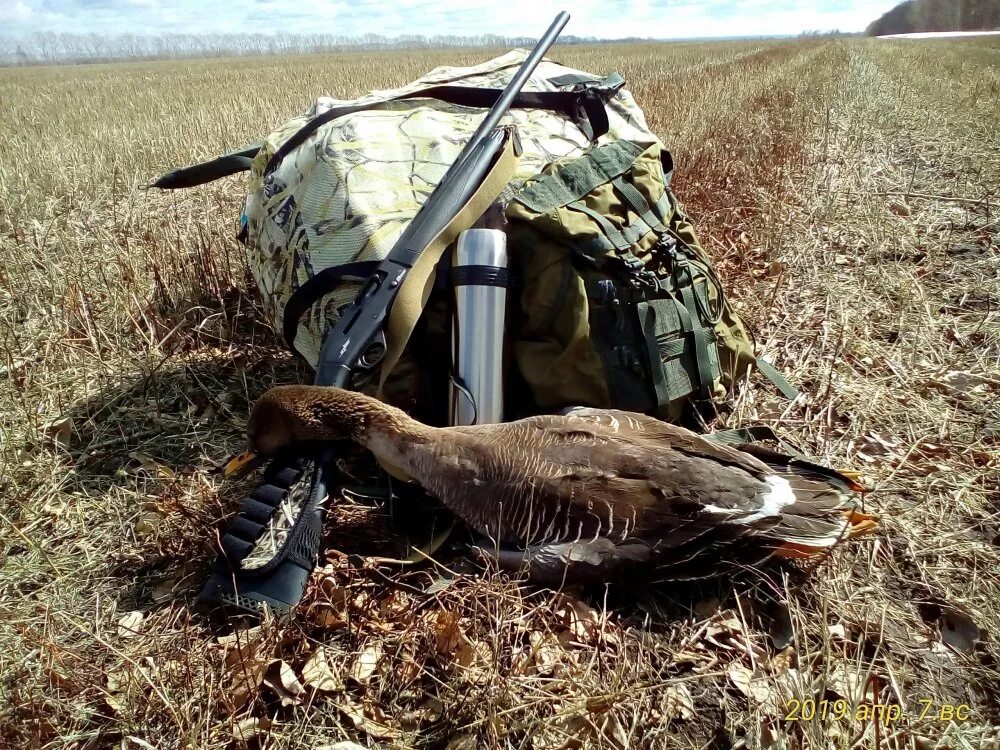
[751,451,878,559]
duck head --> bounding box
[223,385,377,477]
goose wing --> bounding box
[425,415,783,547]
[558,406,774,479]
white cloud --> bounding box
[6,0,34,22]
[0,0,904,38]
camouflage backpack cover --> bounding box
[159,50,789,420]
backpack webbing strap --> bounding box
[566,201,629,250]
[610,177,667,234]
[266,81,620,178]
[514,139,645,214]
[377,131,520,396]
[755,357,800,400]
[149,142,264,190]
[281,260,381,354]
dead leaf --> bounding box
[135,502,164,538]
[232,716,271,743]
[118,611,144,639]
[263,660,304,707]
[826,664,876,703]
[348,643,383,684]
[226,653,268,711]
[338,699,401,740]
[728,664,788,711]
[128,450,175,478]
[314,605,349,629]
[445,734,479,750]
[554,595,602,645]
[730,665,768,702]
[399,697,444,728]
[662,683,694,720]
[313,583,350,628]
[43,418,72,450]
[434,610,464,656]
[302,646,343,692]
[455,637,491,672]
[597,710,630,747]
[529,632,566,677]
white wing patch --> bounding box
[701,475,797,525]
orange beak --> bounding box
[223,450,264,478]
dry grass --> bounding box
[1,37,999,749]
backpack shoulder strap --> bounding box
[148,142,263,190]
[150,75,623,191]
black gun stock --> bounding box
[199,11,571,617]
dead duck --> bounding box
[226,385,877,583]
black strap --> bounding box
[264,82,618,177]
[282,261,381,352]
[149,142,263,190]
[708,425,805,458]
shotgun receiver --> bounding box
[199,11,571,616]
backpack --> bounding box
[153,50,794,423]
[505,139,756,421]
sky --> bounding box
[2,0,902,39]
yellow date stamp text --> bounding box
[784,698,971,723]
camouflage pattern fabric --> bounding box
[240,50,659,374]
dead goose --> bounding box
[226,385,877,583]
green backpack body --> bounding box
[506,140,757,421]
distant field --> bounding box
[1,38,998,749]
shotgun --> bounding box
[200,11,571,616]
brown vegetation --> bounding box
[1,37,998,748]
[867,0,1000,36]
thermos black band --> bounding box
[452,265,510,288]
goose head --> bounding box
[224,385,355,476]
[223,385,412,477]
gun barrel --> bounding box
[315,11,570,387]
[458,11,570,164]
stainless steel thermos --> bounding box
[450,228,509,426]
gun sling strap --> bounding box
[379,128,520,394]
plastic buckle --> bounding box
[595,278,617,304]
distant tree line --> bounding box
[0,31,611,67]
[867,0,1000,35]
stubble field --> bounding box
[1,37,998,749]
